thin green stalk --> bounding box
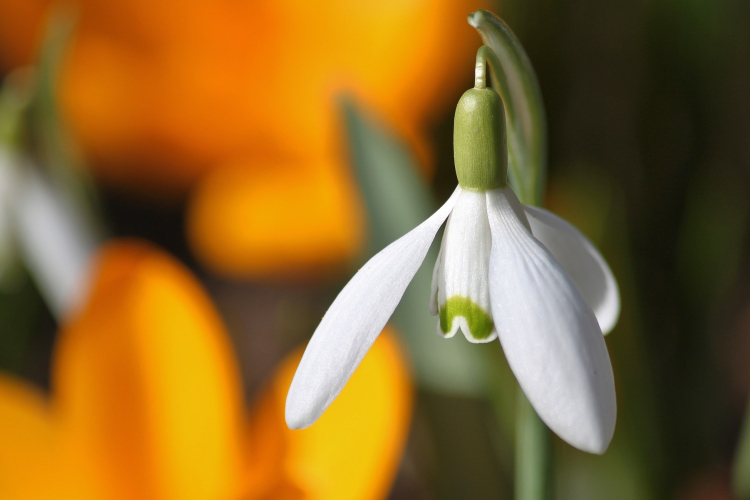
[515,391,552,500]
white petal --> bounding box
[434,189,496,343]
[524,205,620,334]
[487,187,616,454]
[14,168,96,319]
[286,187,460,429]
[429,233,445,316]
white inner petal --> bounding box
[433,188,497,343]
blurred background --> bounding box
[0,0,748,499]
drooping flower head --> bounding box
[286,45,619,454]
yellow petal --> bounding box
[246,326,412,500]
[54,239,245,500]
[0,375,56,500]
[187,158,364,279]
[0,374,90,499]
[244,385,304,500]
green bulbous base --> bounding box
[453,87,508,191]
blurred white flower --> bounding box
[0,148,95,318]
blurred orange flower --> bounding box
[0,239,412,500]
[0,0,486,278]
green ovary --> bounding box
[439,296,495,340]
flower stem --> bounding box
[515,390,552,500]
[475,46,491,89]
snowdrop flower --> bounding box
[286,54,620,454]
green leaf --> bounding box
[341,97,490,397]
[468,10,547,206]
[0,72,32,151]
[735,404,750,499]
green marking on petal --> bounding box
[439,296,495,340]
